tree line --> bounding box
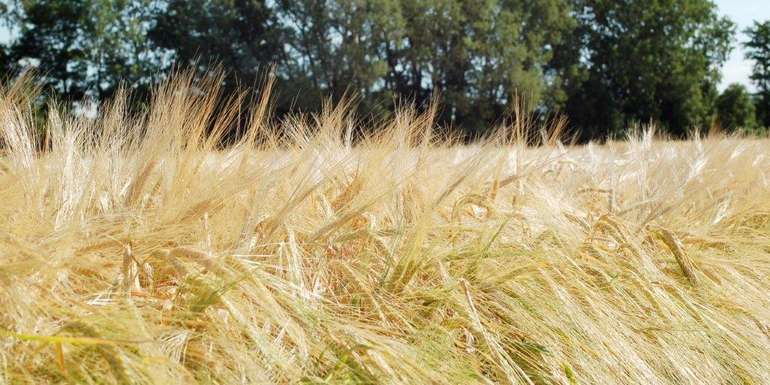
[0,0,769,140]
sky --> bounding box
[715,0,770,91]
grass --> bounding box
[1,73,769,384]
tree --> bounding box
[557,0,735,139]
[745,20,770,128]
[277,0,573,136]
[0,2,13,77]
[275,0,393,113]
[149,0,284,94]
[0,0,744,141]
[7,0,93,100]
[397,0,572,133]
[6,0,161,101]
[715,83,756,132]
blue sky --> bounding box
[715,0,770,91]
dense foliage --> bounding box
[559,0,734,138]
[745,20,770,128]
[0,0,766,138]
[715,83,756,132]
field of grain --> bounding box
[1,76,769,384]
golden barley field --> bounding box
[1,75,769,385]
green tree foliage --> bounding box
[0,3,11,75]
[5,0,160,101]
[745,20,770,128]
[277,0,572,135]
[149,0,284,92]
[275,0,392,112]
[557,0,734,139]
[0,0,743,140]
[715,83,756,132]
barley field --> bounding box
[1,76,769,385]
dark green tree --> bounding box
[6,0,160,101]
[275,0,392,113]
[7,0,93,100]
[557,0,734,139]
[149,0,284,93]
[0,0,745,141]
[277,0,573,136]
[745,20,770,128]
[715,83,756,132]
[0,2,13,77]
[396,0,572,133]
